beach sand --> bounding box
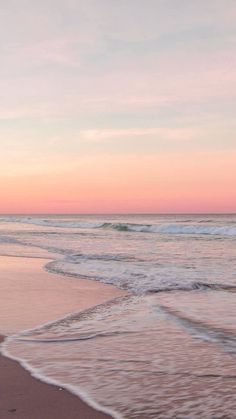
[0,256,126,418]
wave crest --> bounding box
[104,222,236,236]
[2,216,236,236]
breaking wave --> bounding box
[104,223,236,236]
[2,216,236,236]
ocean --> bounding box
[1,214,236,418]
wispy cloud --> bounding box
[80,128,197,142]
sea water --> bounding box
[1,214,236,418]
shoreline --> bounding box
[0,255,127,418]
[0,335,112,419]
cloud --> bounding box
[80,127,197,142]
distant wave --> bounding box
[0,216,104,229]
[104,222,236,236]
[2,217,236,236]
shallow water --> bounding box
[1,214,236,418]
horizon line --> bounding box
[1,212,236,216]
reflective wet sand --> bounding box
[0,256,126,335]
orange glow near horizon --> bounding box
[1,151,236,214]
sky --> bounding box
[1,0,236,213]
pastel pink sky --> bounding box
[1,1,236,213]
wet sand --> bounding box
[0,256,126,418]
[0,335,112,419]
